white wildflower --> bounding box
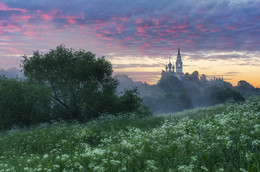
[43,154,49,159]
[201,166,208,171]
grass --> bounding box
[0,96,259,171]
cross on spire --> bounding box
[178,42,180,54]
[169,56,172,63]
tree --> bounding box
[117,89,144,113]
[0,77,51,130]
[212,88,245,104]
[236,80,255,92]
[22,45,118,120]
[158,74,183,93]
[190,71,200,82]
[200,74,207,85]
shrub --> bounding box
[212,87,245,104]
[0,77,51,130]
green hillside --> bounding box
[0,97,259,172]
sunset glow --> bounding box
[0,0,259,87]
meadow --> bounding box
[0,96,259,172]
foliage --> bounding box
[22,45,118,120]
[88,88,152,118]
[211,87,245,104]
[0,97,259,171]
[237,80,255,91]
[22,45,147,121]
[117,89,151,116]
[158,73,183,92]
[0,77,51,130]
[183,71,200,83]
[235,80,259,96]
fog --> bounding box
[0,68,23,78]
[115,72,260,114]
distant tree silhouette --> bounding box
[212,88,244,104]
[236,80,255,91]
[158,73,183,93]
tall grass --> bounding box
[0,97,259,171]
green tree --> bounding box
[22,45,118,120]
[236,80,255,92]
[200,74,207,85]
[190,71,200,82]
[158,74,182,92]
[0,77,51,130]
[212,87,245,104]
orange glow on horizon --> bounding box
[113,53,260,88]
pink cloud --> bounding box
[6,47,22,53]
[95,33,113,40]
[170,22,188,30]
[188,35,198,39]
[135,18,143,24]
[152,19,159,25]
[67,17,76,24]
[186,39,195,43]
[94,20,106,24]
[0,3,26,13]
[38,9,60,22]
[41,14,54,21]
[65,15,83,24]
[112,16,130,22]
[210,28,220,32]
[159,32,169,35]
[11,15,32,22]
[102,30,112,34]
[198,9,204,14]
[177,23,188,29]
[140,42,150,50]
[125,36,134,41]
[226,25,237,31]
[151,38,165,43]
[195,24,204,29]
[200,28,207,32]
[0,22,21,33]
[116,27,122,34]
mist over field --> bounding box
[0,68,22,78]
[116,74,260,114]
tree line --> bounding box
[116,70,259,114]
[0,45,151,131]
[143,71,258,113]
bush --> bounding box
[0,77,52,130]
[212,87,245,104]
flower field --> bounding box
[0,97,259,171]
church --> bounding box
[162,45,184,79]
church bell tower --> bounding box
[175,44,183,78]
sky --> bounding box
[0,0,260,87]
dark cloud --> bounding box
[1,0,260,60]
[238,63,260,66]
[114,71,160,76]
[113,63,162,69]
[225,72,240,74]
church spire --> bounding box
[175,43,183,78]
[165,62,168,72]
[178,42,180,55]
[168,57,172,71]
